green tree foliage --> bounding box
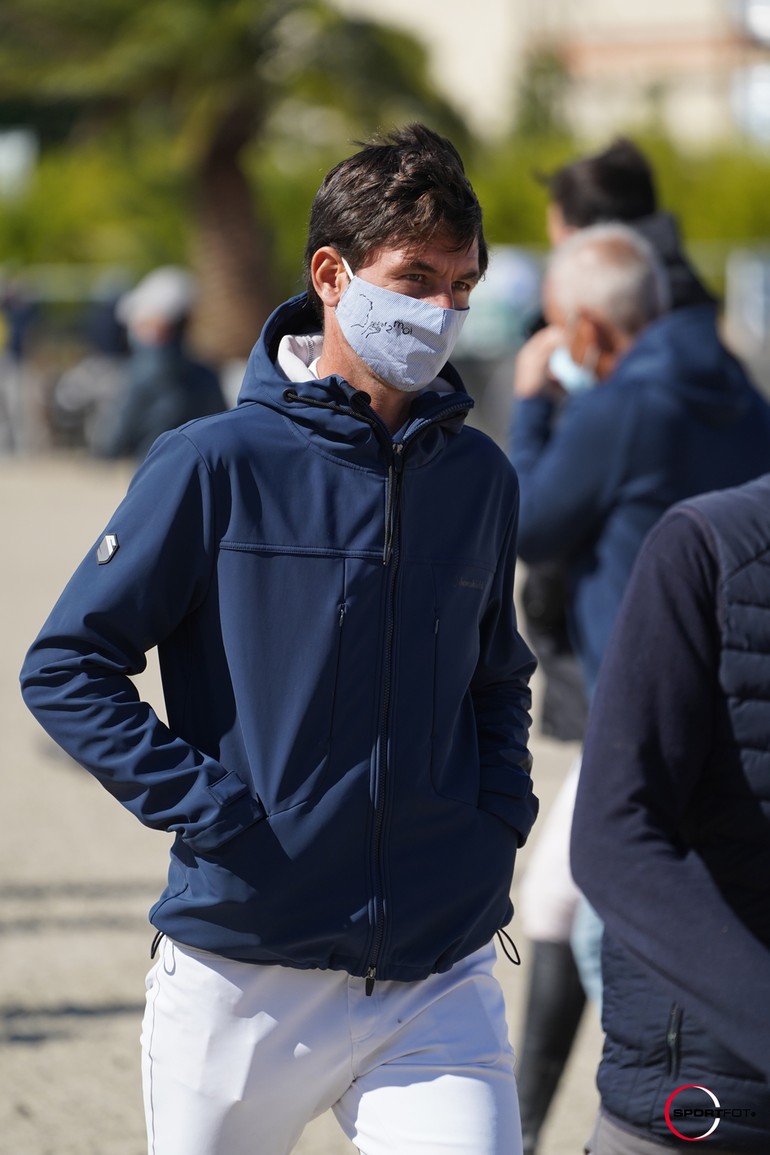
[0,0,470,359]
[468,137,573,250]
[513,48,570,141]
[640,135,770,242]
[3,1,770,359]
[0,140,189,266]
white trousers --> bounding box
[519,756,582,942]
[141,938,521,1155]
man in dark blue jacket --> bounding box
[511,222,770,696]
[572,475,770,1152]
[20,125,538,1155]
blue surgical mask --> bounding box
[548,344,598,395]
[335,258,468,392]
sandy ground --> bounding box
[1,452,602,1155]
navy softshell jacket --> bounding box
[21,294,538,982]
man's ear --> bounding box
[576,309,628,380]
[574,310,611,353]
[311,247,349,308]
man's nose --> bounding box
[427,288,455,310]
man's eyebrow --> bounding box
[460,267,482,285]
[408,257,481,283]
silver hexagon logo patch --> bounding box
[96,533,119,564]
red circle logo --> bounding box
[664,1084,721,1141]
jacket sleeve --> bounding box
[508,392,622,565]
[471,480,539,846]
[19,429,263,853]
[571,508,770,1079]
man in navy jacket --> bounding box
[572,475,770,1152]
[510,222,770,697]
[20,125,537,1155]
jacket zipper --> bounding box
[382,443,405,565]
[366,441,406,993]
[363,404,471,991]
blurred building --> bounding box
[332,0,770,146]
[533,0,770,146]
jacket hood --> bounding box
[613,303,755,426]
[632,212,717,310]
[236,294,473,461]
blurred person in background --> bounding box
[509,218,770,1155]
[20,124,538,1155]
[92,264,226,463]
[517,138,715,746]
[0,274,37,452]
[542,138,715,312]
[51,281,131,450]
[572,474,770,1153]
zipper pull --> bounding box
[365,966,376,996]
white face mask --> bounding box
[548,343,598,395]
[335,257,468,392]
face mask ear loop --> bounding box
[582,341,600,375]
[570,312,599,375]
[340,256,354,281]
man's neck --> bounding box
[362,382,412,436]
[317,337,411,436]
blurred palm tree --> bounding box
[0,0,470,359]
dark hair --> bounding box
[541,138,658,229]
[304,123,487,317]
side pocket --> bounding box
[429,562,489,805]
[430,604,440,746]
[328,599,347,749]
[184,786,267,854]
[666,1002,682,1079]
